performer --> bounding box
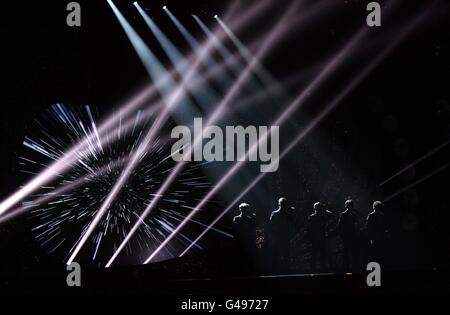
[337,199,359,270]
[366,201,389,263]
[233,203,266,274]
[307,202,334,271]
[269,197,295,273]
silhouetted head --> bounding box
[239,203,252,216]
[313,202,325,213]
[345,199,354,211]
[278,197,288,212]
[373,201,384,212]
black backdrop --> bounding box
[0,0,449,294]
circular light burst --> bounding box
[19,103,231,266]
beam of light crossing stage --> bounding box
[165,9,238,94]
[224,0,275,34]
[136,4,194,77]
[198,1,328,108]
[140,214,205,252]
[164,7,198,49]
[148,4,428,263]
[193,15,253,82]
[165,0,275,71]
[214,0,347,104]
[131,212,204,256]
[192,14,264,99]
[379,139,450,187]
[135,3,219,111]
[215,15,291,102]
[108,0,198,106]
[166,210,233,239]
[164,0,273,55]
[106,7,296,267]
[193,13,322,122]
[385,162,450,202]
[166,3,283,100]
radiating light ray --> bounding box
[165,9,237,92]
[213,0,332,104]
[385,162,450,202]
[379,140,450,187]
[161,209,233,238]
[135,3,219,111]
[192,14,263,99]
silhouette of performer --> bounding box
[233,203,265,274]
[337,199,359,270]
[307,202,334,271]
[233,203,257,250]
[269,197,295,272]
[366,201,389,263]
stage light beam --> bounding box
[135,3,219,111]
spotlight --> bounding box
[163,6,167,10]
[133,1,137,5]
[214,15,218,19]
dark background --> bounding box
[0,0,449,295]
